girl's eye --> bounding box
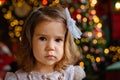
[39,37,46,41]
[55,38,62,42]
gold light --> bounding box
[91,9,96,15]
[92,39,97,44]
[97,32,102,38]
[115,1,120,10]
[0,1,2,6]
[76,14,82,20]
[97,23,102,29]
[88,32,92,37]
[83,17,87,22]
[104,48,109,54]
[79,61,84,68]
[96,57,100,62]
[93,15,100,23]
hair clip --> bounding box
[65,8,82,39]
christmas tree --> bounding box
[0,0,109,79]
[65,0,109,79]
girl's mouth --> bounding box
[45,55,56,59]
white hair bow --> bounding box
[65,8,82,39]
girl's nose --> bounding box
[46,40,55,51]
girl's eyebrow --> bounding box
[35,33,65,38]
[34,33,46,36]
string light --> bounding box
[90,0,97,7]
[76,14,82,20]
[80,5,85,10]
[96,57,100,63]
[42,0,48,6]
[92,39,97,44]
[91,56,95,62]
[87,32,92,37]
[79,61,85,68]
[97,23,102,28]
[93,15,100,23]
[115,1,120,10]
[75,39,80,44]
[86,54,91,59]
[83,17,87,22]
[55,0,59,3]
[97,32,102,38]
[104,48,109,54]
[91,9,96,15]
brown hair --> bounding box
[15,6,80,72]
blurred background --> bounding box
[0,0,120,80]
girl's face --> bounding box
[32,21,66,68]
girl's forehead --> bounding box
[34,21,67,33]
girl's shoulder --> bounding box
[4,72,17,80]
[65,65,86,80]
[4,69,27,80]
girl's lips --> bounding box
[45,55,56,59]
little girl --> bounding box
[4,5,86,80]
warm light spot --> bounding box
[17,1,23,7]
[15,31,21,37]
[97,32,102,38]
[91,10,96,15]
[93,16,100,23]
[87,32,92,37]
[109,46,116,51]
[13,20,19,26]
[91,0,97,5]
[55,0,59,3]
[91,56,95,62]
[70,7,74,13]
[4,11,12,19]
[42,0,48,5]
[83,17,87,22]
[9,31,14,38]
[86,54,91,59]
[10,22,15,27]
[80,5,85,10]
[15,26,22,32]
[81,38,85,42]
[96,57,100,62]
[117,49,120,53]
[75,39,80,44]
[79,61,84,67]
[0,1,2,6]
[92,39,97,44]
[76,14,82,20]
[115,2,120,10]
[89,21,93,25]
[83,46,88,51]
[19,20,24,25]
[104,48,109,54]
[97,23,102,28]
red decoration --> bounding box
[0,0,6,3]
[112,13,120,40]
[95,2,108,16]
[0,54,14,70]
[42,0,48,6]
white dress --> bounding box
[4,65,86,80]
